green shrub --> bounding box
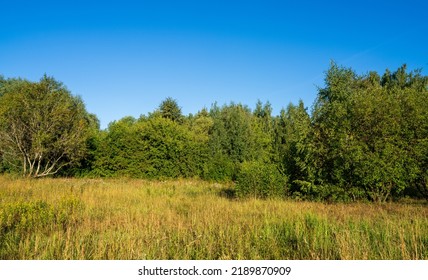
[236,161,288,198]
[203,154,236,181]
[292,180,366,202]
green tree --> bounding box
[310,63,363,200]
[253,100,274,162]
[187,108,213,176]
[273,100,314,197]
[89,117,135,176]
[92,114,205,179]
[0,75,92,177]
[236,160,288,198]
[159,97,183,123]
[205,103,255,180]
[136,116,191,178]
[311,63,428,201]
[204,102,277,182]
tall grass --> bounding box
[0,176,427,259]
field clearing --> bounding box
[0,176,427,260]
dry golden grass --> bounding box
[0,176,427,259]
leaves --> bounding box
[1,63,427,201]
[0,76,92,177]
[311,63,428,201]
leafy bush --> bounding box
[202,154,236,181]
[236,161,288,198]
[292,181,365,202]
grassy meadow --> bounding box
[0,176,427,260]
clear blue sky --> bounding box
[1,0,427,128]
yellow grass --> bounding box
[0,176,427,259]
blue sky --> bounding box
[1,0,427,128]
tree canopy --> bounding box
[1,64,427,201]
[0,75,94,177]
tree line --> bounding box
[1,63,427,202]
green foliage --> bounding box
[1,62,427,202]
[159,97,183,123]
[92,115,205,179]
[0,75,93,177]
[61,113,101,177]
[273,100,314,194]
[135,116,200,178]
[236,161,288,198]
[205,102,274,181]
[312,62,428,201]
[90,116,141,177]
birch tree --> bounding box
[0,75,91,177]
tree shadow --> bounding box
[218,187,237,200]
